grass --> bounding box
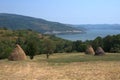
[0,53,120,80]
[44,53,120,63]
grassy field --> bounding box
[0,53,120,80]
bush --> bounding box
[0,42,14,59]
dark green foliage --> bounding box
[88,34,120,53]
[16,37,23,45]
[103,35,120,52]
[0,40,14,59]
[64,41,73,52]
[24,34,40,59]
[54,41,65,53]
[72,40,86,52]
[110,44,120,53]
[42,39,56,59]
[0,28,120,60]
[92,36,103,50]
[103,35,113,52]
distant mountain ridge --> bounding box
[0,13,81,34]
[72,24,120,30]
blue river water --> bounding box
[56,29,120,41]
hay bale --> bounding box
[8,44,26,61]
[85,45,95,55]
[38,34,43,39]
[95,47,105,56]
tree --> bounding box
[72,40,86,52]
[25,35,39,59]
[64,41,73,52]
[92,36,103,50]
[15,37,24,45]
[110,44,120,53]
[103,35,113,52]
[0,40,14,59]
[109,35,120,53]
[54,41,65,53]
[42,39,56,59]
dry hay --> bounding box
[8,44,26,61]
[38,34,43,39]
[85,45,95,55]
[95,47,105,56]
[0,61,120,80]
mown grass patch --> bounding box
[1,53,120,64]
[46,53,120,63]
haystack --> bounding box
[85,45,95,55]
[95,47,105,56]
[8,44,26,61]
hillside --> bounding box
[0,28,72,59]
[72,24,120,30]
[0,13,81,34]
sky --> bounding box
[0,0,120,24]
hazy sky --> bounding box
[0,0,120,24]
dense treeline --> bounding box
[91,35,120,53]
[0,28,120,59]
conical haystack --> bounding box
[8,44,26,61]
[95,47,105,56]
[85,45,95,55]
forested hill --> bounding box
[73,24,120,30]
[0,13,81,34]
